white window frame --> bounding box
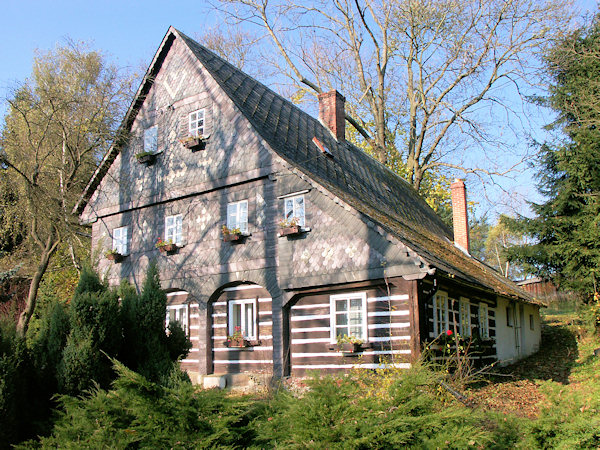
[227,200,248,233]
[329,292,368,344]
[144,125,158,153]
[459,297,471,337]
[165,304,189,335]
[433,291,449,336]
[228,298,257,340]
[479,303,489,339]
[188,109,205,137]
[283,194,306,227]
[165,214,183,246]
[112,226,129,256]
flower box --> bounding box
[278,225,302,237]
[135,152,157,165]
[158,243,178,253]
[180,135,208,151]
[225,337,251,348]
[105,252,124,263]
[339,342,363,355]
[223,233,243,242]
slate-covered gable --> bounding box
[176,30,533,303]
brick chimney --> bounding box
[318,90,345,141]
[450,178,470,254]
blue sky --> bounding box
[1,0,598,220]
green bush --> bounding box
[254,366,507,449]
[39,360,263,448]
[119,262,190,383]
[0,319,46,447]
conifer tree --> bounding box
[505,14,600,298]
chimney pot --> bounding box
[450,178,470,254]
[318,90,345,141]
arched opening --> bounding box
[208,282,274,375]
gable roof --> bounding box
[76,27,535,304]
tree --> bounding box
[505,14,600,298]
[213,0,570,190]
[0,42,133,336]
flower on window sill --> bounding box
[279,217,300,228]
[446,329,453,336]
[335,334,364,354]
[278,217,307,237]
[222,225,242,236]
[227,326,244,341]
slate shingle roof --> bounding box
[77,27,535,304]
[176,31,534,303]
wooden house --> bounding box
[76,27,542,386]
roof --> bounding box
[77,27,535,304]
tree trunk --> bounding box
[16,233,58,337]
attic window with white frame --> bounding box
[112,226,128,256]
[188,109,205,137]
[227,200,248,233]
[284,195,305,227]
[229,298,257,340]
[433,291,449,335]
[330,292,367,343]
[144,125,158,153]
[165,304,188,335]
[165,214,183,246]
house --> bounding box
[76,27,542,386]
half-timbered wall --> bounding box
[289,282,413,376]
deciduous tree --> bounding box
[0,42,133,336]
[213,0,571,190]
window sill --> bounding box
[223,232,251,243]
[278,226,311,238]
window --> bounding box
[112,226,128,255]
[529,314,534,330]
[227,200,248,233]
[166,304,188,334]
[330,292,367,343]
[284,195,305,227]
[479,303,489,338]
[229,299,257,340]
[433,292,449,335]
[189,109,205,137]
[144,126,158,153]
[506,306,514,327]
[165,215,183,245]
[459,298,471,336]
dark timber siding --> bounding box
[289,282,413,376]
[424,281,497,364]
[210,285,273,375]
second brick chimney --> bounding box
[318,90,345,141]
[450,178,470,254]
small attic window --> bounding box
[189,109,205,137]
[144,126,158,153]
[312,137,333,157]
